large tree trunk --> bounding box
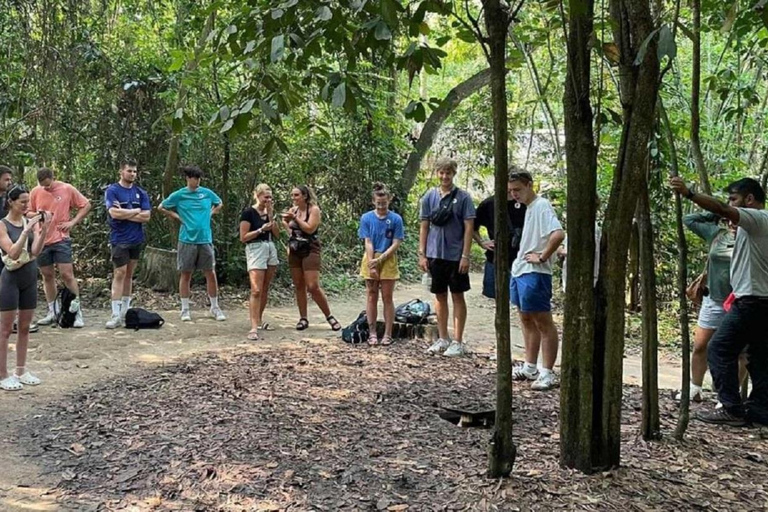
[638,176,660,441]
[560,0,599,474]
[597,0,660,468]
[139,247,179,292]
[484,0,516,478]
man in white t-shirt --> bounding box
[508,171,565,391]
[672,176,768,427]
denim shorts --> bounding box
[510,272,552,313]
[697,296,726,330]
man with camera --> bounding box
[30,168,91,328]
[419,157,476,357]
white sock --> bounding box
[524,362,537,372]
[209,296,219,310]
[181,298,190,311]
[111,300,121,316]
[48,301,56,313]
[691,383,703,394]
[121,296,132,311]
[540,367,553,378]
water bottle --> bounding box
[422,272,432,291]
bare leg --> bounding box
[434,292,450,340]
[304,270,332,317]
[248,270,266,331]
[14,309,34,374]
[0,311,13,379]
[203,270,218,298]
[518,312,541,365]
[533,312,559,370]
[260,266,277,320]
[366,280,380,338]
[692,326,715,387]
[39,265,56,304]
[290,267,308,319]
[380,280,396,338]
[179,271,193,299]
[121,260,139,297]
[451,292,467,342]
[58,263,79,296]
[111,266,127,301]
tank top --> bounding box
[1,218,33,256]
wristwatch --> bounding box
[685,189,695,200]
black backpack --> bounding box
[341,311,369,344]
[124,308,165,330]
[55,287,77,328]
[395,299,431,325]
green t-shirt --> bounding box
[684,212,735,302]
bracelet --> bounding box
[685,190,695,200]
[461,255,470,260]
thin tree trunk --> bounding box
[560,0,599,473]
[484,0,516,478]
[627,221,640,312]
[638,175,660,441]
[690,0,711,195]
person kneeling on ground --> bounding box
[508,171,564,391]
[359,183,405,346]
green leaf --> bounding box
[219,106,230,121]
[241,99,256,114]
[244,40,256,54]
[226,24,237,35]
[657,25,676,62]
[374,21,392,40]
[272,8,284,19]
[332,82,346,108]
[316,6,333,21]
[271,35,285,62]
[220,119,234,133]
[633,27,660,66]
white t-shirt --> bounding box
[511,196,563,277]
[562,224,602,292]
[731,208,768,298]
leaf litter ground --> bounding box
[18,340,768,511]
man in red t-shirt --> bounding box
[29,168,92,327]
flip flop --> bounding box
[326,315,342,332]
[259,322,275,331]
[368,334,379,346]
[247,330,260,341]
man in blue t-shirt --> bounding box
[104,159,151,328]
[419,157,476,357]
[158,165,225,322]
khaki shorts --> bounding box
[177,242,215,272]
[246,241,279,271]
[360,252,400,280]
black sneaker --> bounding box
[695,408,747,427]
[12,322,39,334]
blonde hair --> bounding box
[434,157,458,174]
[253,183,272,208]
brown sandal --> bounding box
[380,335,393,346]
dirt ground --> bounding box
[0,274,756,511]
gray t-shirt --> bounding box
[731,207,768,298]
[419,187,476,262]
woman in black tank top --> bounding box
[0,186,49,391]
[281,185,340,332]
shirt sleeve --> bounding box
[358,214,370,240]
[419,190,433,221]
[683,212,720,242]
[161,190,179,210]
[239,209,250,224]
[736,208,768,235]
[394,215,405,240]
[461,193,476,220]
[208,189,222,205]
[139,188,151,211]
[474,200,489,230]
[105,186,118,210]
[544,202,563,235]
[69,185,90,209]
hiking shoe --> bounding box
[427,338,451,355]
[13,322,39,334]
[73,310,84,328]
[37,312,55,326]
[181,310,192,322]
[531,372,559,391]
[695,408,747,427]
[105,314,122,329]
[512,363,539,381]
[443,341,467,357]
[211,308,227,321]
[69,297,81,314]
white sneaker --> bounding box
[73,310,84,328]
[105,313,122,329]
[427,338,451,355]
[211,308,227,321]
[531,371,559,391]
[69,297,81,314]
[181,310,192,322]
[443,341,467,357]
[512,363,539,381]
[37,311,56,326]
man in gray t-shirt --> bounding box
[671,176,768,427]
[419,157,476,357]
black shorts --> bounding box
[429,258,471,294]
[111,244,144,268]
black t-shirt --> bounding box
[474,196,526,263]
[240,207,272,243]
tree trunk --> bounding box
[484,0,516,479]
[139,247,179,292]
[596,0,660,468]
[690,0,711,195]
[161,10,216,246]
[661,100,693,440]
[627,221,640,312]
[638,176,660,441]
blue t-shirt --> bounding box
[160,186,222,244]
[105,183,151,246]
[419,187,476,262]
[358,210,405,253]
